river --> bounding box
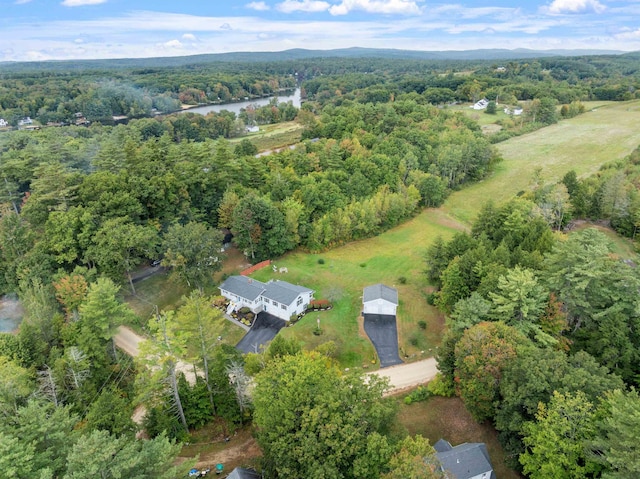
[180,88,301,116]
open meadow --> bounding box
[444,100,640,224]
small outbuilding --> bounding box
[362,284,398,316]
[434,439,496,479]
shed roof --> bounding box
[436,442,495,479]
[363,284,398,305]
[262,280,313,305]
[219,276,266,302]
[227,467,261,479]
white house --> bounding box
[363,284,398,316]
[18,117,33,126]
[0,119,8,127]
[219,275,314,321]
[471,99,489,110]
[246,125,259,133]
[434,439,495,479]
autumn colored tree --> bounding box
[454,321,528,422]
[53,273,88,321]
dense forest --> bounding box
[1,52,640,478]
[426,147,640,475]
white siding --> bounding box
[363,299,397,316]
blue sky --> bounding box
[1,0,639,61]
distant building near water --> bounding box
[18,117,33,126]
[0,118,8,127]
[503,107,523,116]
[246,125,260,133]
[471,99,489,110]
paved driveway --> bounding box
[236,312,287,353]
[363,314,403,368]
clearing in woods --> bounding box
[251,100,640,366]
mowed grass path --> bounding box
[252,100,640,367]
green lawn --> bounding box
[251,210,461,367]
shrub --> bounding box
[404,386,430,404]
[426,373,455,397]
[317,258,325,264]
[409,336,419,347]
[239,306,251,314]
[309,299,331,310]
[398,276,407,284]
[418,320,427,330]
[359,263,366,267]
[212,296,228,307]
[426,292,438,306]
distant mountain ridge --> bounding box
[0,47,630,71]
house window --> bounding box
[281,304,287,310]
[272,301,278,308]
[297,297,303,306]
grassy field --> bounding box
[244,100,640,367]
[444,100,640,224]
[397,397,522,479]
[251,209,462,367]
[228,121,303,152]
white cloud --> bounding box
[61,0,107,6]
[246,1,270,10]
[614,28,640,39]
[14,0,33,5]
[546,0,606,14]
[182,33,197,41]
[276,0,330,13]
[220,22,232,30]
[162,39,183,48]
[329,0,421,16]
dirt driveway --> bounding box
[366,357,439,395]
[114,326,199,385]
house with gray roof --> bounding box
[434,439,495,479]
[363,284,398,316]
[227,467,261,479]
[219,275,313,321]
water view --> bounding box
[0,294,23,333]
[180,88,301,116]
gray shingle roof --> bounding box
[436,442,495,479]
[363,284,398,305]
[262,280,313,305]
[227,467,261,479]
[434,439,453,452]
[219,276,266,302]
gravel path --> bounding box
[114,325,199,385]
[366,357,439,395]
